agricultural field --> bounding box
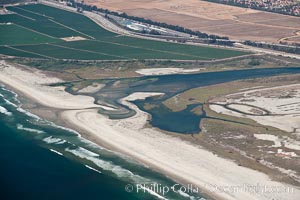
[86,0,300,44]
[0,3,248,61]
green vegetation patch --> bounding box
[0,46,43,58]
[0,12,79,38]
[0,3,249,61]
[109,36,248,59]
[12,44,119,60]
[56,40,201,60]
[15,4,116,39]
[0,24,59,45]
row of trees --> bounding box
[244,40,300,55]
[66,0,230,41]
[64,1,299,51]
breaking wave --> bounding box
[43,136,66,145]
[17,124,45,134]
[3,98,18,107]
[0,106,12,116]
[50,149,63,156]
[65,147,149,183]
[139,184,168,200]
[85,165,102,174]
[48,122,80,135]
[16,107,41,120]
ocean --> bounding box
[0,85,204,200]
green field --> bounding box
[0,24,59,45]
[0,4,249,60]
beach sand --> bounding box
[0,61,97,109]
[1,61,299,200]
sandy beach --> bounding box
[1,61,300,200]
[0,61,97,109]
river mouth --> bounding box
[56,67,300,134]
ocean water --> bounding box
[0,86,204,200]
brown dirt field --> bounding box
[235,12,288,22]
[201,22,296,42]
[257,18,300,29]
[86,0,300,44]
[288,36,300,43]
[280,31,300,44]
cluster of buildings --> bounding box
[211,0,300,16]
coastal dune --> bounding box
[1,61,299,200]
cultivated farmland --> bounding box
[86,0,300,44]
[0,3,248,60]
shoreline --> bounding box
[1,61,300,200]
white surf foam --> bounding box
[69,147,99,157]
[16,106,80,137]
[47,122,80,135]
[16,107,41,120]
[1,86,18,96]
[176,190,190,198]
[50,149,63,156]
[176,189,200,200]
[85,165,102,174]
[82,140,104,150]
[0,92,17,107]
[1,87,80,138]
[3,98,18,107]
[65,147,149,183]
[0,106,12,116]
[43,136,66,145]
[139,185,168,200]
[1,87,21,104]
[17,124,45,134]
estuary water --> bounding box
[62,67,300,134]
